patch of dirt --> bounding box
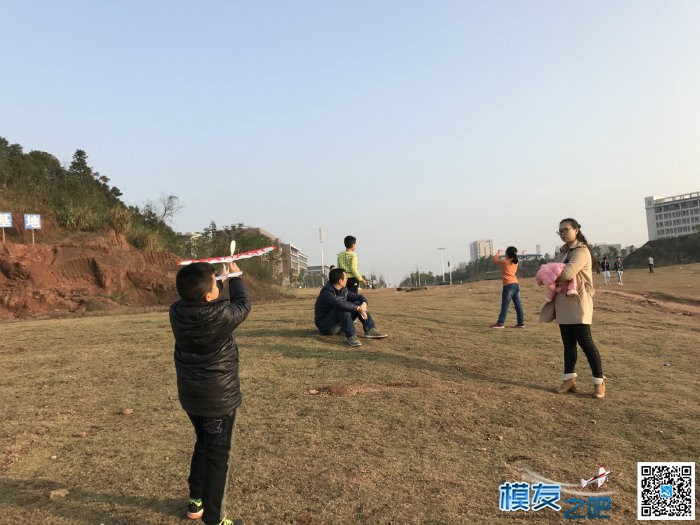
[601,289,699,317]
[0,231,285,319]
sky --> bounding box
[1,1,698,284]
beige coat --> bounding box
[539,241,596,325]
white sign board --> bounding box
[0,212,11,228]
[24,214,41,229]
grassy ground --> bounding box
[1,265,698,524]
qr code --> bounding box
[638,462,695,520]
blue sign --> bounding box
[0,212,11,228]
[24,214,41,230]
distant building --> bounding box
[308,265,330,277]
[470,240,494,261]
[178,232,203,258]
[241,227,279,242]
[645,192,700,241]
[281,243,308,284]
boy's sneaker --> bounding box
[187,498,203,519]
[364,328,388,339]
[346,335,362,347]
[489,323,505,329]
[212,518,244,525]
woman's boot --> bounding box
[557,373,577,394]
[593,377,606,399]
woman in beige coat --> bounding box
[540,218,605,398]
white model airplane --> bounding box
[178,241,277,280]
[580,465,612,489]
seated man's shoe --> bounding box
[557,373,577,394]
[346,335,362,347]
[187,498,203,519]
[364,328,388,339]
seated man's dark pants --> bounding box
[317,300,375,337]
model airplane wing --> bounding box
[178,245,277,266]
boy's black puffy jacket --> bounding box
[170,277,251,417]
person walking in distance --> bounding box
[600,256,611,286]
[614,256,624,285]
[648,255,654,274]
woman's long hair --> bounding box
[505,246,518,264]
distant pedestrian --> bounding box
[489,246,525,329]
[614,256,624,285]
[648,256,654,274]
[600,256,611,286]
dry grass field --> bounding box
[1,265,698,524]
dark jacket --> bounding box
[170,277,251,417]
[314,282,367,326]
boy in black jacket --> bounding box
[170,262,251,525]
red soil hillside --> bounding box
[0,230,178,319]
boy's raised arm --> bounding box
[224,276,251,330]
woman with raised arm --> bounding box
[541,218,606,399]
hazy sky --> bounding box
[1,1,698,284]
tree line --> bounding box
[0,136,180,251]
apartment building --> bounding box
[470,239,494,261]
[645,192,700,241]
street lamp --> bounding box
[438,248,446,284]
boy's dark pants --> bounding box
[346,277,360,294]
[317,300,375,337]
[187,410,238,525]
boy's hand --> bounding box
[229,262,241,273]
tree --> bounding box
[69,149,93,180]
[143,194,183,224]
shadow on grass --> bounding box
[0,477,182,524]
[260,340,553,394]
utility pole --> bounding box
[438,248,446,284]
[319,227,325,282]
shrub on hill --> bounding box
[0,136,180,252]
[624,232,700,268]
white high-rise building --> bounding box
[645,192,700,241]
[470,240,494,261]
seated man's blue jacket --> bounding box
[314,282,367,327]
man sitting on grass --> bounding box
[314,268,388,347]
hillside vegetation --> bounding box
[0,136,180,251]
[0,136,281,285]
[624,232,700,268]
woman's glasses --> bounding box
[557,228,573,235]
